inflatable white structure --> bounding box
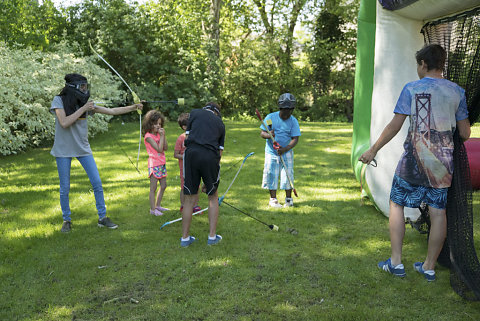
[351,0,480,220]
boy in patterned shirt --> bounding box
[359,44,470,281]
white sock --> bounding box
[208,235,217,240]
[424,269,435,275]
[181,236,191,242]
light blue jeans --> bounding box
[56,155,106,221]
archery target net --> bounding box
[419,7,480,300]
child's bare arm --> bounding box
[94,103,142,115]
[55,102,93,128]
[146,136,164,153]
[163,135,168,151]
[457,118,471,141]
[278,137,299,155]
[156,129,165,151]
[260,129,274,139]
[359,113,407,164]
[174,150,183,159]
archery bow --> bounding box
[218,152,254,204]
[160,152,254,229]
[89,41,142,173]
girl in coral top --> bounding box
[143,110,169,216]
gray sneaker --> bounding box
[284,198,294,207]
[61,221,72,233]
[98,217,118,229]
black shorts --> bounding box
[183,144,220,195]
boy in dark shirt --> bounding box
[180,102,225,247]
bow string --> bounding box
[89,41,142,173]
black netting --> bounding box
[418,8,480,300]
[446,132,480,300]
[422,8,480,125]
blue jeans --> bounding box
[56,155,106,221]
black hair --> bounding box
[415,44,447,71]
[203,102,221,117]
[59,73,90,117]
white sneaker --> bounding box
[284,198,294,207]
[269,198,282,208]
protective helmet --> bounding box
[278,93,296,109]
[64,73,90,106]
[203,102,222,118]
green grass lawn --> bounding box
[1,120,480,320]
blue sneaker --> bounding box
[180,236,196,247]
[378,258,406,277]
[413,262,436,281]
[207,234,222,245]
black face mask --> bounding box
[61,83,90,117]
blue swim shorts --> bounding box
[390,174,448,210]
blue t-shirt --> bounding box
[260,111,301,155]
[393,77,468,188]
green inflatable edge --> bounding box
[351,0,376,199]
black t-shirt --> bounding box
[185,108,225,153]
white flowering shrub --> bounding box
[0,43,124,155]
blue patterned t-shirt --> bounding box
[393,77,468,188]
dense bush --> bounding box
[0,42,123,156]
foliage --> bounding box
[0,0,66,50]
[0,0,361,122]
[0,42,124,156]
[306,0,358,121]
[63,0,217,120]
[1,121,480,319]
[221,37,281,115]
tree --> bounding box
[0,0,66,50]
[307,0,359,121]
[253,0,308,92]
[1,0,361,121]
[63,0,217,118]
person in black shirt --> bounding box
[181,102,225,247]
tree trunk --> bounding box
[285,0,307,66]
[210,0,222,59]
[253,0,307,92]
[207,0,222,98]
